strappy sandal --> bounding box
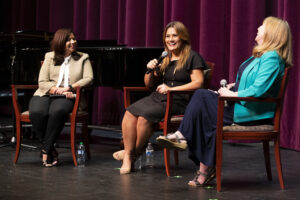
[41,150,53,168]
[188,168,216,187]
[156,133,187,151]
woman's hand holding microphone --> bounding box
[146,59,159,74]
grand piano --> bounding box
[0,31,163,125]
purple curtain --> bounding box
[1,0,300,151]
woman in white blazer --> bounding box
[29,28,93,167]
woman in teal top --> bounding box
[156,16,293,187]
[233,50,285,122]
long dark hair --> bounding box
[51,28,81,65]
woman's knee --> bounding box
[29,96,49,114]
[30,110,48,120]
[191,89,215,104]
[122,111,138,127]
[49,107,70,118]
[29,106,48,119]
[49,100,73,116]
[137,116,152,129]
[194,89,210,98]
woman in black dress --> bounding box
[114,21,208,174]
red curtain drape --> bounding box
[1,0,299,151]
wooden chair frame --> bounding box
[124,62,215,176]
[11,84,90,166]
[215,66,291,192]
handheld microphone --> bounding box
[146,51,168,74]
[220,79,227,88]
[220,79,228,107]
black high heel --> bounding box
[41,150,53,168]
[51,148,59,166]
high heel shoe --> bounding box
[120,153,136,174]
[188,168,216,187]
[41,150,53,168]
[113,150,125,161]
[51,148,59,167]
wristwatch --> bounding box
[69,84,73,91]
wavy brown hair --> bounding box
[160,21,191,72]
[51,28,81,66]
[253,16,293,66]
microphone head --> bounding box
[220,79,227,87]
[161,51,168,58]
[156,51,169,64]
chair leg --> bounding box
[274,138,284,189]
[70,120,77,166]
[164,148,171,176]
[174,150,179,166]
[14,120,21,164]
[263,141,272,181]
[216,137,223,192]
[82,119,90,159]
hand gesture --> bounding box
[156,83,170,94]
[218,87,237,97]
[62,91,75,99]
[226,83,235,90]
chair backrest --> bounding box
[203,61,215,89]
[11,84,39,118]
[273,66,291,130]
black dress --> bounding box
[126,50,207,123]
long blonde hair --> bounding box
[253,16,293,66]
[160,21,191,72]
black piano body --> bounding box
[77,44,164,87]
[0,31,53,90]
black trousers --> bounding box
[29,96,74,153]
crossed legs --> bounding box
[157,130,216,186]
[29,96,73,167]
[120,111,153,174]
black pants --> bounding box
[29,96,74,153]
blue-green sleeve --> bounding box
[238,51,282,98]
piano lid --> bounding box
[0,30,54,41]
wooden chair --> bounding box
[11,84,90,166]
[215,66,291,192]
[124,61,215,176]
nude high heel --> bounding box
[113,150,125,161]
[120,153,136,174]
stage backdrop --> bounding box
[1,0,299,151]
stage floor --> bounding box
[0,131,299,200]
